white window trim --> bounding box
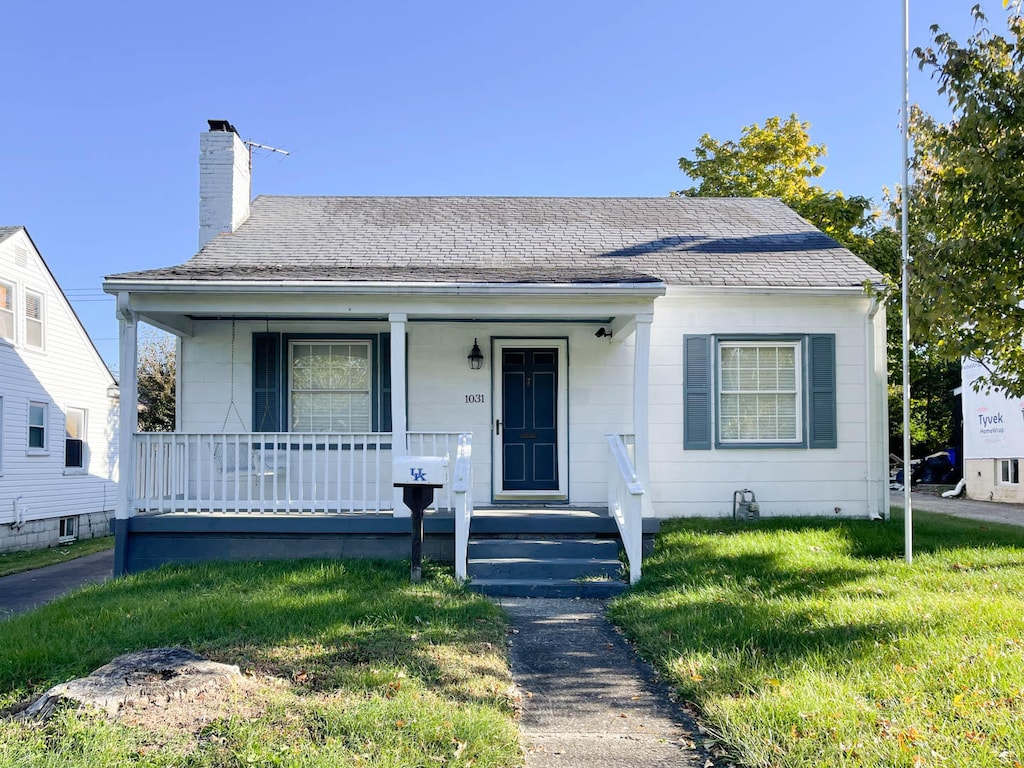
[0,278,14,344]
[64,406,88,474]
[58,516,77,544]
[0,396,4,474]
[717,340,803,445]
[998,458,1020,485]
[287,340,373,433]
[27,400,49,455]
[24,288,44,350]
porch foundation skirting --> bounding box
[115,514,457,574]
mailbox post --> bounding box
[393,456,447,583]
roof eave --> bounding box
[102,278,668,297]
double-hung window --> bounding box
[65,407,87,470]
[24,289,43,349]
[252,333,391,433]
[683,334,836,450]
[28,401,48,452]
[289,341,372,432]
[0,281,13,342]
[718,342,801,443]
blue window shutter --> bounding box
[252,333,281,432]
[683,335,712,450]
[807,334,837,449]
[380,333,392,433]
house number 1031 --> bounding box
[465,394,485,404]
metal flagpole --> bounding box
[902,0,913,564]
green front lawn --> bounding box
[0,560,520,768]
[609,510,1024,768]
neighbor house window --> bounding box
[28,401,47,451]
[58,516,77,543]
[718,341,801,443]
[289,341,372,432]
[65,407,86,469]
[0,281,13,342]
[24,289,43,348]
[1000,459,1019,485]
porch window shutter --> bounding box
[807,334,837,449]
[252,333,281,432]
[379,333,392,433]
[683,335,712,450]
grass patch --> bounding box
[608,510,1024,768]
[0,536,113,578]
[0,559,520,767]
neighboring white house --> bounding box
[961,357,1024,503]
[0,226,118,552]
[101,121,888,581]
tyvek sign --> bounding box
[962,358,1024,459]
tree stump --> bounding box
[20,647,243,721]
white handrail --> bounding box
[452,433,474,581]
[605,433,644,584]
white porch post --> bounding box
[633,313,654,517]
[390,313,410,517]
[114,293,138,575]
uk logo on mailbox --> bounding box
[410,467,427,482]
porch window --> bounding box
[718,342,801,443]
[0,281,13,342]
[289,341,372,432]
[253,333,391,433]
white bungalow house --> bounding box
[0,226,118,552]
[102,122,888,593]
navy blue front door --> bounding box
[501,348,559,491]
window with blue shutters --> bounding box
[683,333,836,450]
[252,332,394,433]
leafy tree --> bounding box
[910,3,1024,396]
[676,115,959,454]
[137,331,175,432]
[675,114,876,249]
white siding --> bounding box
[176,287,887,519]
[0,230,118,548]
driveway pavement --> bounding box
[891,489,1024,527]
[0,549,114,619]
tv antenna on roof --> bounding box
[245,140,289,157]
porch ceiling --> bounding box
[104,281,665,338]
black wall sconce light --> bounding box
[595,327,613,339]
[468,338,484,370]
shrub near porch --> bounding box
[0,560,520,768]
[608,512,1024,768]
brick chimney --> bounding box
[198,120,250,249]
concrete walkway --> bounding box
[0,549,113,619]
[501,598,707,768]
[891,489,1024,527]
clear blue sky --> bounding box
[1,0,1013,373]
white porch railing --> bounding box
[452,434,474,581]
[132,432,472,515]
[606,433,644,585]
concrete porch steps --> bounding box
[465,512,629,598]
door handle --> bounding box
[495,419,501,435]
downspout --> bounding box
[865,295,885,519]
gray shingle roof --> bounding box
[107,196,883,288]
[0,226,24,245]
